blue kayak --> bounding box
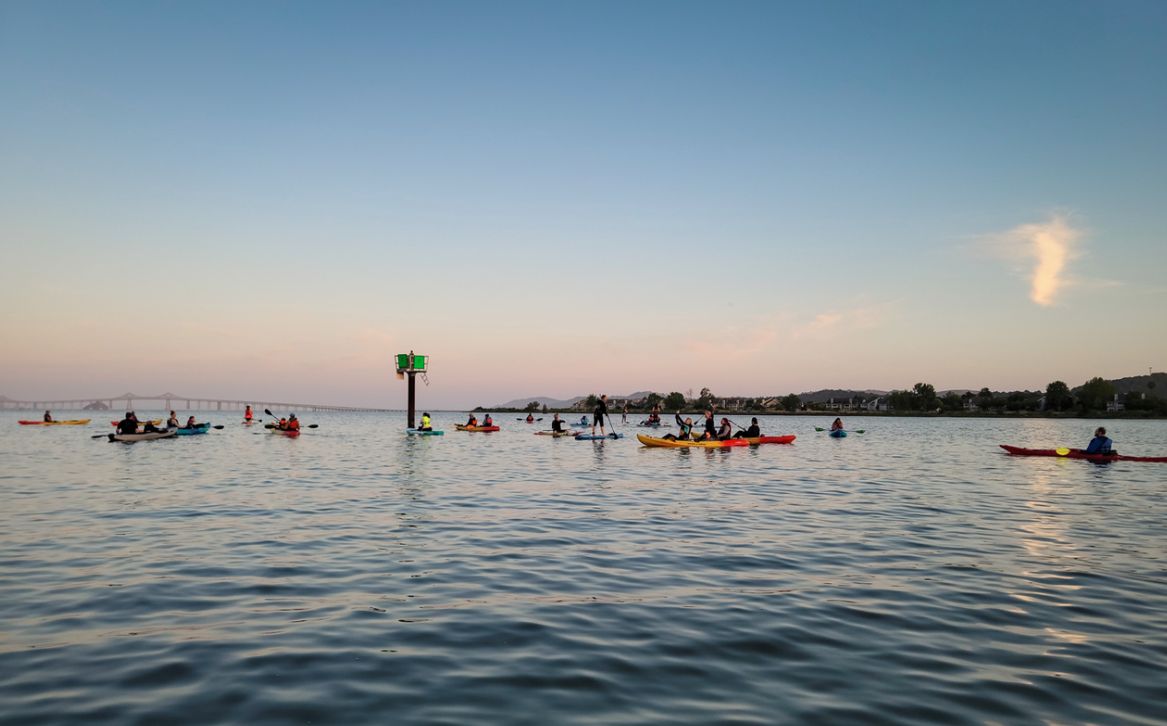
[575,433,625,440]
[829,429,847,438]
[175,424,210,436]
[407,428,444,436]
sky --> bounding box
[1,0,1165,409]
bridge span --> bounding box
[0,393,395,413]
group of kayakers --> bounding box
[464,413,494,428]
[114,411,202,434]
[659,410,763,442]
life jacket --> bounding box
[244,407,253,421]
[279,418,288,429]
[288,419,300,431]
[420,415,431,428]
[467,417,477,427]
[483,416,493,426]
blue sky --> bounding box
[1,0,1164,407]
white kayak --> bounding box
[108,430,177,442]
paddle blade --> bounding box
[1055,447,1070,456]
[307,424,319,428]
[814,427,825,432]
[855,430,865,434]
[264,409,275,418]
[212,425,225,430]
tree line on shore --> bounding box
[483,376,1166,417]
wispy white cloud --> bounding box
[980,214,1083,306]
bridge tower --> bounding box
[395,351,429,429]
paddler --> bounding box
[116,412,138,435]
[1085,427,1113,455]
[287,414,300,432]
[418,412,432,431]
[185,416,197,429]
[482,413,494,427]
[551,413,565,433]
[167,411,180,429]
[591,394,609,437]
[278,417,288,430]
[698,410,716,441]
[526,413,535,423]
[734,417,761,438]
[465,413,478,427]
[43,410,53,422]
[579,415,589,426]
[830,418,844,432]
[662,412,694,441]
[244,405,253,422]
[716,417,733,440]
[622,402,629,423]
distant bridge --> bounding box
[0,392,395,413]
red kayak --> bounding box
[1000,444,1167,463]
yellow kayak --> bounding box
[19,419,92,426]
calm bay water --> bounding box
[1,411,1165,724]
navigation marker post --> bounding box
[395,351,429,428]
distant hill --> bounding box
[1098,372,1166,395]
[795,389,888,404]
[494,391,656,409]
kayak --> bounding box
[174,424,210,436]
[748,435,797,445]
[455,425,499,432]
[19,419,91,426]
[999,444,1167,463]
[638,434,748,448]
[534,431,575,437]
[829,429,847,438]
[407,428,444,436]
[110,419,162,427]
[637,421,663,427]
[269,427,301,437]
[575,433,625,440]
[637,434,797,448]
[108,430,177,442]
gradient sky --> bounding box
[2,0,1165,409]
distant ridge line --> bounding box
[0,393,394,413]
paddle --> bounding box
[606,413,620,439]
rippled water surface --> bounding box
[2,411,1165,724]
